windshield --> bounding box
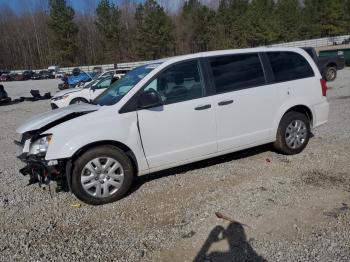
[84,78,99,89]
[93,63,160,106]
[92,72,102,80]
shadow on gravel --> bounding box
[193,223,267,262]
[130,144,272,194]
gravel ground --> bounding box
[0,71,350,262]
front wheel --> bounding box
[71,146,134,205]
[70,97,88,105]
[273,111,311,155]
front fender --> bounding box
[44,109,148,173]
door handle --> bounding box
[218,100,234,106]
[195,104,211,111]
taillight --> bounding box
[320,79,327,97]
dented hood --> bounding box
[16,104,100,134]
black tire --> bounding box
[273,111,311,155]
[324,66,337,82]
[70,97,88,105]
[71,146,134,205]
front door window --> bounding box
[143,60,205,105]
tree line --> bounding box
[0,0,349,70]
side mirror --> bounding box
[91,85,96,92]
[138,89,163,109]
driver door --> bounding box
[137,60,217,169]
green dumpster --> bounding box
[319,48,350,66]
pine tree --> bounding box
[346,0,350,32]
[48,0,78,65]
[216,0,250,49]
[274,0,302,42]
[246,0,277,47]
[320,0,347,36]
[181,0,217,52]
[96,0,124,62]
[304,0,348,37]
[135,0,174,60]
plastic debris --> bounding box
[71,203,81,208]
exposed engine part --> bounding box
[18,153,68,192]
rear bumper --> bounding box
[313,100,329,128]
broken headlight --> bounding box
[29,135,52,155]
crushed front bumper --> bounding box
[17,153,67,190]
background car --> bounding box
[51,75,117,109]
[39,70,52,79]
[78,70,110,88]
[0,74,12,81]
[55,71,66,78]
[302,47,345,81]
[79,69,128,88]
[31,72,41,80]
[48,65,60,76]
[22,70,34,80]
[13,74,25,81]
[0,70,10,76]
[72,68,81,76]
[48,69,56,78]
[93,66,103,74]
[342,38,350,45]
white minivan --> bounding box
[16,48,329,205]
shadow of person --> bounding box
[194,223,267,262]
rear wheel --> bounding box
[71,146,134,205]
[70,97,88,105]
[324,66,337,82]
[273,111,311,155]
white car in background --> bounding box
[51,76,117,109]
[78,69,128,88]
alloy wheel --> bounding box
[285,120,308,149]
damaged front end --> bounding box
[15,104,100,191]
[15,132,71,192]
[17,153,67,191]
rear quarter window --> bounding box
[267,51,315,82]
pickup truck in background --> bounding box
[302,47,345,81]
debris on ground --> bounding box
[71,203,81,208]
